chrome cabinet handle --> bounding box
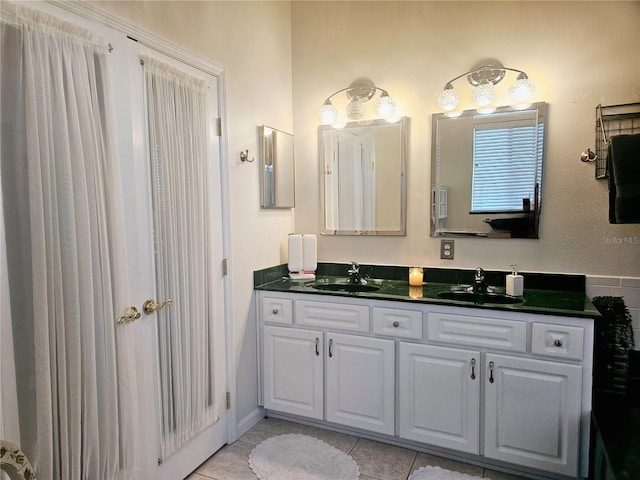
[272,309,279,315]
[117,306,140,324]
[392,321,400,328]
[315,337,320,356]
[489,361,495,384]
[470,358,476,380]
[143,298,174,315]
[328,339,333,358]
[554,339,563,347]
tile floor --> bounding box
[186,417,530,480]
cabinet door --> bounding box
[325,332,394,435]
[263,325,323,419]
[484,353,582,477]
[399,343,480,454]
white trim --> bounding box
[46,0,237,452]
[236,407,266,441]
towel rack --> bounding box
[581,102,640,179]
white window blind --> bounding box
[471,115,543,213]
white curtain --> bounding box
[0,3,129,479]
[141,56,218,460]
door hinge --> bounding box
[222,258,228,276]
[216,117,223,137]
[226,392,231,410]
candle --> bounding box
[408,267,423,286]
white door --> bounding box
[325,332,395,435]
[263,326,323,419]
[109,33,229,479]
[484,353,582,476]
[398,343,480,454]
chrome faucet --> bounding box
[473,267,488,294]
[347,262,366,284]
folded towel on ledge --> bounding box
[608,134,640,224]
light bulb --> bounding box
[472,81,496,108]
[509,75,535,110]
[319,102,337,124]
[375,93,396,118]
[438,84,459,112]
[346,99,365,120]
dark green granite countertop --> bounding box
[254,263,600,319]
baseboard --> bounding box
[235,406,265,441]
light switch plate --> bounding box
[441,239,454,260]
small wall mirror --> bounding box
[259,125,295,208]
[319,117,408,235]
[431,102,546,238]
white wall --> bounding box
[291,1,640,277]
[90,0,295,425]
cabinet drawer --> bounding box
[295,300,369,332]
[262,297,293,325]
[531,323,584,360]
[373,308,423,339]
[427,312,526,352]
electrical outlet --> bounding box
[441,239,455,260]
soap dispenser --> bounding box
[506,264,524,297]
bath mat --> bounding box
[248,433,359,480]
[409,465,490,480]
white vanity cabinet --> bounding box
[261,298,395,435]
[263,325,323,419]
[484,353,582,476]
[257,290,594,479]
[325,332,395,435]
[399,343,480,454]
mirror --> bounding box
[431,102,546,238]
[319,117,408,235]
[260,125,295,208]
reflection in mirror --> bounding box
[431,102,546,238]
[260,126,295,208]
[320,117,407,235]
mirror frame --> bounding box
[319,117,408,236]
[259,125,295,208]
[430,102,546,239]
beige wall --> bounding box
[292,1,640,277]
[90,0,295,425]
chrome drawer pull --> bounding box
[315,337,320,356]
[470,358,476,380]
[554,339,563,347]
[489,361,495,384]
[272,308,279,315]
[392,321,400,328]
[328,339,334,358]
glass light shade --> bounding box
[445,110,463,118]
[375,94,396,118]
[438,86,460,112]
[319,103,338,124]
[509,77,535,110]
[346,99,365,120]
[476,105,497,114]
[472,81,496,108]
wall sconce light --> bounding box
[319,77,396,124]
[438,61,535,117]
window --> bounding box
[471,113,543,213]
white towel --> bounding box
[302,234,317,273]
[287,234,303,273]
